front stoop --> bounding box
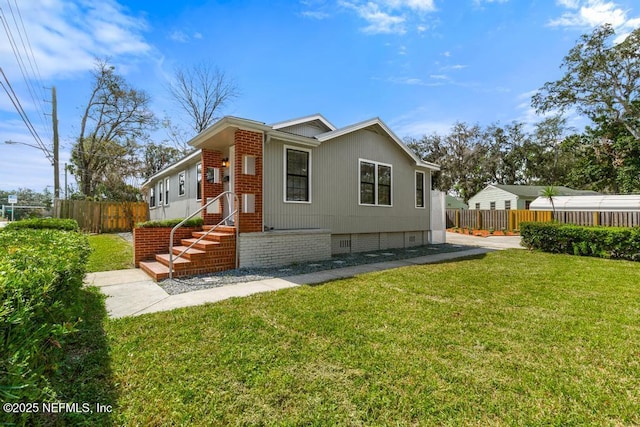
[140,226,236,281]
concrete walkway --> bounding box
[86,233,523,319]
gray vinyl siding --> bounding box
[148,160,201,221]
[263,128,432,234]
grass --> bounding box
[87,234,133,272]
[101,250,640,426]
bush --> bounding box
[3,217,79,231]
[521,222,640,261]
[136,217,204,229]
[0,228,91,423]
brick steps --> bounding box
[140,226,236,281]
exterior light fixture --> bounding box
[221,158,229,168]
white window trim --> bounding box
[196,163,202,201]
[415,170,426,209]
[149,186,156,209]
[178,170,186,197]
[164,177,170,206]
[283,145,312,204]
[358,158,393,207]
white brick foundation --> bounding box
[239,229,332,268]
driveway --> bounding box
[446,232,523,250]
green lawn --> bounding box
[95,250,640,426]
[87,234,133,272]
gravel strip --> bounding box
[159,243,474,295]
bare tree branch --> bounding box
[167,62,239,134]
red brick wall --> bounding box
[234,129,263,233]
[133,226,202,267]
[201,149,223,225]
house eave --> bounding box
[189,116,271,149]
[141,149,201,189]
[267,129,321,147]
[270,113,336,132]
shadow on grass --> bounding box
[304,251,492,288]
[40,287,118,426]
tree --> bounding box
[483,122,529,185]
[541,185,558,221]
[532,24,640,140]
[71,59,156,198]
[407,122,489,202]
[167,62,239,134]
[564,117,640,193]
[142,143,185,180]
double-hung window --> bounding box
[359,159,392,206]
[158,181,164,205]
[415,171,425,208]
[284,146,311,203]
[196,163,202,200]
[178,171,185,196]
[149,187,156,208]
[164,177,170,205]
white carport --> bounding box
[530,195,640,212]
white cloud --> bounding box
[169,30,189,43]
[301,10,331,19]
[0,0,150,80]
[169,30,203,43]
[390,108,454,137]
[339,0,437,35]
[549,0,639,32]
[382,0,436,11]
[473,0,509,6]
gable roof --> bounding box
[315,117,440,171]
[490,184,599,198]
[270,114,336,132]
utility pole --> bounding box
[52,86,60,199]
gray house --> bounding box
[140,114,441,273]
[468,184,598,210]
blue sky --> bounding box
[1,0,639,193]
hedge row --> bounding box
[3,217,79,231]
[520,222,640,261]
[136,217,204,228]
[0,224,91,416]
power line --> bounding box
[0,67,52,162]
[0,2,51,142]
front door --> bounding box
[223,145,235,224]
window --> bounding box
[158,181,163,204]
[164,177,169,205]
[525,200,532,210]
[475,203,480,210]
[149,187,156,208]
[178,171,185,196]
[359,159,392,206]
[490,201,496,210]
[284,147,311,202]
[415,171,425,208]
[505,200,511,210]
[196,163,202,200]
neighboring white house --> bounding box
[468,184,599,210]
[530,194,640,211]
[140,113,443,270]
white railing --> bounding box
[169,191,239,280]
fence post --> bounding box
[593,211,599,226]
[455,209,460,228]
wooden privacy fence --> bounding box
[446,209,639,231]
[54,200,149,233]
